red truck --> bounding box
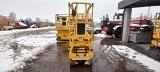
[99,13,153,38]
[14,22,28,29]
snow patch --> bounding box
[18,22,27,26]
[94,31,112,38]
[94,34,106,38]
[0,30,57,72]
[0,26,55,36]
[103,45,160,72]
[7,33,57,71]
[0,49,14,71]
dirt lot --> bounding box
[6,28,158,72]
[22,35,159,72]
[100,37,160,62]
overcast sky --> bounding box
[0,0,160,22]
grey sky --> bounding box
[0,0,160,22]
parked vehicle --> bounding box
[0,15,14,31]
[96,13,152,38]
[14,22,27,29]
[34,22,45,28]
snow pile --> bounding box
[0,26,55,36]
[103,45,160,72]
[16,34,56,47]
[7,33,57,71]
[0,30,57,72]
[0,34,16,71]
[0,31,17,36]
[94,31,112,38]
[94,34,106,38]
[18,22,27,26]
[0,49,14,71]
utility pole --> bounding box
[147,6,150,19]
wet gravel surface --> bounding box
[23,43,70,72]
[23,42,93,72]
[22,35,160,72]
[100,37,160,62]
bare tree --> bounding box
[18,18,24,22]
[45,19,49,24]
[36,17,41,22]
[149,13,153,20]
[153,14,156,20]
[25,17,32,22]
[9,12,17,21]
[142,14,148,19]
[44,19,53,26]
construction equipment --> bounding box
[96,13,152,38]
[34,22,45,28]
[68,2,94,66]
[0,15,14,31]
[148,13,160,55]
[14,22,28,29]
[55,14,73,41]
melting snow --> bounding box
[0,49,14,71]
[94,31,112,38]
[103,45,160,72]
[0,28,57,72]
[0,26,55,36]
[7,32,57,71]
[94,34,106,38]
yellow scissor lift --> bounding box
[148,13,160,55]
[55,14,72,41]
[68,2,94,66]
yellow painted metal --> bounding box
[69,47,93,60]
[68,2,94,61]
[55,14,74,41]
[38,22,45,28]
[151,13,160,47]
[0,21,14,30]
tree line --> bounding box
[9,12,55,27]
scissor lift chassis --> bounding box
[68,2,94,66]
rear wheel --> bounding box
[113,27,122,38]
[99,30,102,33]
[70,59,75,66]
[56,36,61,41]
[86,59,93,66]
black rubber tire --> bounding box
[143,26,152,32]
[89,59,93,66]
[94,30,100,34]
[78,60,85,65]
[70,59,75,66]
[98,30,102,33]
[106,32,113,36]
[113,27,122,38]
[56,36,61,41]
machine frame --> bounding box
[55,14,71,41]
[148,13,160,55]
[67,2,94,65]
